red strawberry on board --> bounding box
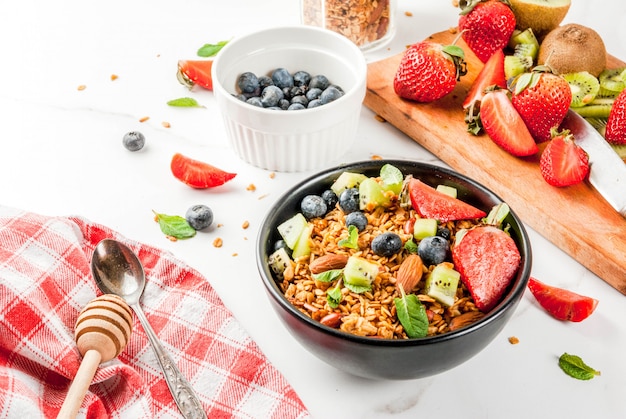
[510,67,572,143]
[393,40,467,103]
[539,129,589,187]
[527,277,598,322]
[407,178,487,222]
[605,88,626,145]
[463,48,507,133]
[177,60,214,90]
[170,153,236,188]
[452,225,521,312]
[458,0,516,63]
[480,89,539,156]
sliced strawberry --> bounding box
[527,277,598,322]
[463,48,506,132]
[452,225,521,312]
[605,88,626,145]
[170,153,236,188]
[408,178,487,222]
[480,89,539,156]
[177,60,213,90]
[539,129,589,187]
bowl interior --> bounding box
[257,160,532,345]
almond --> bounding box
[448,311,485,331]
[396,254,424,293]
[309,254,349,275]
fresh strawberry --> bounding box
[407,178,487,222]
[452,225,521,312]
[463,48,507,133]
[393,41,467,103]
[177,60,213,90]
[605,88,626,145]
[170,153,236,188]
[458,0,516,63]
[527,277,598,322]
[480,89,539,156]
[510,67,572,143]
[539,129,589,187]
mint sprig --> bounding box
[559,353,601,380]
[197,40,228,57]
[153,211,196,239]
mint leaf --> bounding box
[559,353,601,380]
[380,164,403,188]
[394,288,428,338]
[197,40,228,57]
[313,269,343,283]
[167,97,204,108]
[404,238,418,253]
[153,211,196,239]
[327,282,343,308]
[344,281,371,294]
[338,225,359,249]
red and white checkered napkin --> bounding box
[0,206,310,419]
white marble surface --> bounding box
[2,1,625,418]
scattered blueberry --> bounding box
[320,189,338,209]
[417,235,449,266]
[338,188,360,214]
[237,72,259,94]
[301,195,327,219]
[122,131,145,151]
[371,232,403,257]
[345,211,368,232]
[185,204,214,230]
[272,68,294,89]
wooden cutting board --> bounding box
[365,30,626,295]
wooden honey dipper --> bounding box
[57,294,133,419]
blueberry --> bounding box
[122,131,145,151]
[291,95,308,107]
[258,75,274,89]
[306,87,322,101]
[309,74,330,90]
[300,195,327,219]
[293,70,311,87]
[371,232,403,257]
[237,72,259,94]
[287,103,306,110]
[345,211,368,232]
[272,68,294,89]
[321,189,338,209]
[338,187,360,214]
[307,99,323,108]
[289,86,305,97]
[278,98,291,110]
[436,226,451,241]
[320,86,343,104]
[273,239,292,256]
[417,236,449,266]
[185,204,213,230]
[261,85,284,107]
[246,97,263,107]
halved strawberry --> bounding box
[170,153,236,188]
[452,225,521,312]
[527,277,598,322]
[605,88,626,145]
[177,60,213,90]
[463,48,507,133]
[539,129,589,187]
[407,178,487,222]
[480,89,539,156]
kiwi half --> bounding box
[598,68,626,97]
[562,71,600,107]
[505,55,533,80]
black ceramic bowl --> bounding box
[257,160,532,380]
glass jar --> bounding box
[301,0,396,52]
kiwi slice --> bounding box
[509,28,539,60]
[504,55,533,80]
[571,97,615,118]
[598,68,626,97]
[584,117,607,136]
[562,71,600,107]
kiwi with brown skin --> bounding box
[538,24,607,78]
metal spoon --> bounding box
[91,238,207,419]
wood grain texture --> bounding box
[364,30,626,294]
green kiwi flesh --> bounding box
[562,71,600,107]
[598,68,626,97]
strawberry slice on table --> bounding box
[463,48,507,133]
[407,178,487,222]
[480,89,539,156]
[452,225,521,312]
[177,60,214,90]
[539,129,589,187]
[393,40,467,103]
[527,277,598,322]
[170,153,236,188]
[510,67,572,143]
[605,88,626,145]
[458,0,516,63]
